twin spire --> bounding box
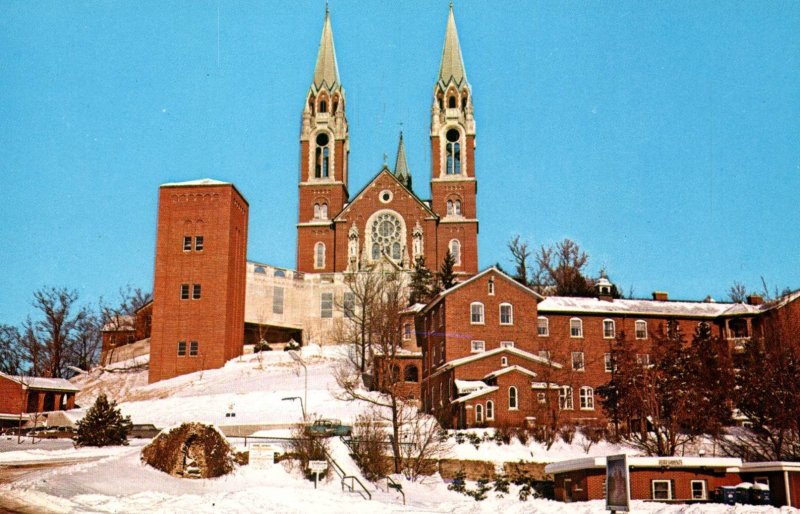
[311,6,340,92]
[437,4,468,89]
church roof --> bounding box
[311,7,340,92]
[438,4,468,89]
[393,132,412,189]
[160,178,230,187]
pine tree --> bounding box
[438,250,457,290]
[409,257,434,305]
[74,393,132,447]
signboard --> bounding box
[249,443,276,469]
[308,460,328,473]
[606,454,631,512]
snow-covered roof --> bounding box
[545,456,743,475]
[429,346,562,379]
[401,303,427,314]
[160,178,230,187]
[763,288,800,312]
[454,379,488,395]
[0,373,80,392]
[102,314,134,331]
[422,267,544,315]
[531,382,562,390]
[741,461,800,473]
[484,365,537,380]
[452,386,498,403]
[538,296,761,318]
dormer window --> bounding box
[314,133,330,178]
[445,129,461,175]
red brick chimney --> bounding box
[746,294,763,306]
[652,291,669,301]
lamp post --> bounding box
[287,350,307,421]
[281,396,306,421]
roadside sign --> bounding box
[606,454,631,512]
[308,459,328,489]
[249,443,276,469]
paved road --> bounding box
[0,458,104,514]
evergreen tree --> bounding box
[409,257,435,305]
[74,393,132,447]
[438,250,457,290]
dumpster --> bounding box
[735,483,753,504]
[751,483,770,505]
[717,486,736,505]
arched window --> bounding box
[372,243,380,260]
[445,129,461,175]
[370,212,403,263]
[392,242,401,261]
[446,200,453,215]
[449,239,461,266]
[470,302,484,324]
[254,266,266,274]
[314,133,330,178]
[486,400,494,420]
[448,96,456,108]
[321,203,328,219]
[274,269,286,278]
[580,386,595,410]
[314,242,325,269]
[404,365,418,383]
[500,303,513,325]
[313,204,320,219]
[454,200,462,215]
[509,386,518,410]
[332,97,338,114]
[319,100,327,113]
[475,403,484,423]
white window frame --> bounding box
[470,340,485,353]
[189,340,198,357]
[579,386,594,410]
[499,303,513,325]
[488,278,495,296]
[537,316,549,336]
[320,292,333,318]
[449,239,461,266]
[604,353,614,373]
[537,392,546,404]
[475,403,483,423]
[403,322,412,340]
[486,400,494,420]
[314,242,326,269]
[570,318,583,338]
[500,356,508,366]
[572,351,585,371]
[470,302,485,324]
[652,480,672,500]
[690,480,707,500]
[635,320,648,340]
[603,319,615,339]
[508,386,518,410]
[500,341,514,348]
[637,353,650,366]
[559,386,574,410]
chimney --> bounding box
[746,294,763,306]
[652,291,669,301]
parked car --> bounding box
[305,418,352,437]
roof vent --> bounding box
[652,291,669,301]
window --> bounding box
[604,353,614,373]
[192,284,201,300]
[370,212,403,262]
[470,302,484,324]
[652,480,672,500]
[403,323,412,339]
[404,366,418,383]
[314,133,330,178]
[537,392,546,403]
[471,340,485,353]
[272,286,284,315]
[486,400,494,420]
[194,236,204,251]
[314,242,325,269]
[603,319,615,339]
[177,341,186,356]
[445,128,461,175]
[488,278,494,295]
[579,386,594,410]
[499,303,513,325]
[274,269,286,278]
[314,204,321,219]
[320,292,333,318]
[559,386,574,410]
[183,236,192,251]
[500,341,514,348]
[500,356,508,366]
[635,320,648,339]
[189,341,198,356]
[254,266,267,274]
[446,200,454,215]
[637,353,650,366]
[509,386,518,410]
[572,351,585,371]
[538,350,551,361]
[454,200,461,215]
[180,284,189,300]
[449,239,461,265]
[690,480,707,500]
[319,100,327,113]
[570,318,583,338]
[475,404,484,423]
[537,317,549,336]
[439,342,445,363]
[343,292,355,319]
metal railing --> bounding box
[386,475,405,505]
[324,448,372,500]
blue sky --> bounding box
[1,1,799,323]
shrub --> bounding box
[289,422,331,481]
[448,470,467,493]
[468,477,490,501]
[253,341,272,353]
[350,412,389,481]
[558,424,576,444]
[493,425,512,445]
[466,432,482,449]
[493,474,510,494]
[74,394,132,447]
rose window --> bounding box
[370,212,402,261]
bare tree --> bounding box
[507,235,532,286]
[728,281,749,303]
[534,238,594,297]
[335,271,383,373]
[0,324,23,374]
[398,412,452,480]
[69,312,102,372]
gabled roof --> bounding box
[484,365,538,380]
[161,178,229,187]
[0,373,80,392]
[421,267,545,315]
[429,346,562,380]
[311,7,340,92]
[332,166,437,222]
[452,386,498,403]
[438,5,468,89]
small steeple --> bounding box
[438,3,468,89]
[312,7,340,91]
[394,132,412,190]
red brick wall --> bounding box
[149,183,248,383]
[0,376,25,415]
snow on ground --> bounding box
[0,437,146,464]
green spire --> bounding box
[394,132,412,190]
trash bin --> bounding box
[719,486,736,505]
[751,483,770,505]
[735,483,753,504]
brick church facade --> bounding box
[133,2,800,438]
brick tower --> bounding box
[430,5,478,276]
[149,179,249,383]
[296,7,349,273]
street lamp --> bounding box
[281,396,306,421]
[288,350,307,421]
